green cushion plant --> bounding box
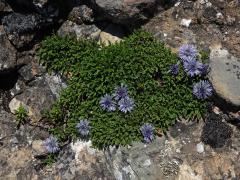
[38,30,209,149]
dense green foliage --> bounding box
[15,105,28,126]
[38,31,208,148]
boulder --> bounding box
[2,12,45,48]
[90,0,158,26]
[9,74,66,122]
[0,26,17,71]
[57,20,102,41]
[209,45,240,107]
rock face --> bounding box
[143,0,240,56]
[1,108,240,179]
[0,26,17,71]
[90,0,158,26]
[209,46,240,106]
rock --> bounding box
[177,162,202,180]
[8,97,24,114]
[9,74,66,122]
[0,0,12,12]
[0,110,49,179]
[90,0,158,26]
[57,20,102,41]
[2,12,45,48]
[209,45,240,106]
[48,140,113,179]
[32,139,46,155]
[10,79,25,97]
[196,142,204,153]
[99,24,125,45]
[0,26,17,71]
[201,113,232,148]
[180,19,191,28]
[33,0,59,19]
[18,56,45,82]
[68,5,94,24]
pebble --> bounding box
[196,142,204,153]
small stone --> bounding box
[180,19,192,28]
[32,140,46,155]
[143,159,151,167]
[196,142,204,153]
[9,98,24,114]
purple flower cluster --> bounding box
[140,123,155,143]
[177,44,209,77]
[100,84,135,113]
[43,136,60,153]
[169,44,213,99]
[76,119,91,136]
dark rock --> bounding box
[0,0,12,12]
[2,12,45,48]
[33,0,59,19]
[0,26,17,71]
[201,113,233,148]
[99,24,125,45]
[90,0,158,26]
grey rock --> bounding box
[68,5,94,24]
[2,12,45,48]
[90,0,158,26]
[9,74,66,122]
[209,46,240,106]
[10,79,26,97]
[57,20,102,41]
[32,139,46,156]
[0,26,17,71]
[0,110,49,179]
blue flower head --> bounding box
[140,123,155,143]
[199,63,209,75]
[183,58,202,77]
[114,84,128,101]
[43,136,60,153]
[179,44,197,61]
[170,64,179,75]
[118,96,135,113]
[100,94,116,111]
[193,80,213,99]
[76,119,90,136]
